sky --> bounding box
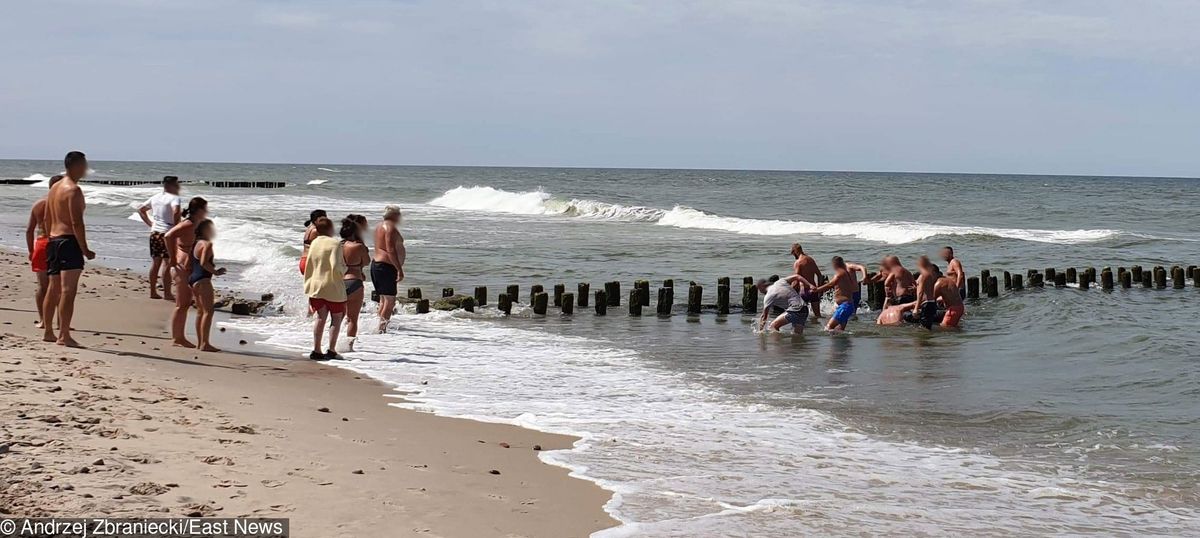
[1,0,1198,176]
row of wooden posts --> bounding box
[390,264,1198,317]
[0,178,288,188]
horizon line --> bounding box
[0,156,1195,182]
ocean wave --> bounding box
[307,179,330,185]
[428,186,1124,245]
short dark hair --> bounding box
[64,151,87,169]
[943,246,954,254]
[49,175,64,188]
[832,256,846,268]
[314,216,335,236]
[163,175,179,185]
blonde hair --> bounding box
[383,205,402,221]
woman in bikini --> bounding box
[190,219,226,352]
[340,214,370,351]
[163,197,209,348]
[300,209,326,274]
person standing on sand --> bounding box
[941,246,965,297]
[136,175,182,301]
[303,217,347,361]
[190,219,226,352]
[163,197,209,348]
[790,243,823,319]
[340,214,370,351]
[26,175,64,328]
[814,256,866,333]
[300,209,325,275]
[370,205,405,333]
[42,152,96,347]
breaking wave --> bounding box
[428,186,1124,245]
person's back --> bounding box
[304,235,348,302]
[934,276,965,328]
[46,177,80,238]
[892,265,916,298]
[146,191,181,232]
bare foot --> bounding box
[150,292,162,299]
[57,336,84,348]
[34,320,44,328]
[377,320,388,334]
[200,345,221,352]
[43,331,56,343]
[172,339,196,348]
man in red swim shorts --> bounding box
[934,271,965,328]
[25,175,63,328]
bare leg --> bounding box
[377,295,395,333]
[345,288,363,350]
[327,312,344,353]
[312,309,329,354]
[171,272,195,348]
[42,274,61,342]
[34,272,48,327]
[194,280,219,352]
[809,299,822,320]
[149,257,163,299]
[56,269,83,348]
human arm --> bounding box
[137,198,153,227]
[24,204,38,259]
[163,222,184,269]
[197,241,225,276]
[69,187,95,259]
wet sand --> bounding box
[0,249,615,537]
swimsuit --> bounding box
[189,247,212,286]
[148,231,169,259]
[370,260,398,297]
[890,294,916,305]
[918,300,939,329]
[832,300,857,326]
[771,305,808,326]
[308,298,346,314]
[46,235,85,276]
[30,236,49,273]
[344,279,364,295]
[941,304,965,328]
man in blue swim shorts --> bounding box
[815,256,867,332]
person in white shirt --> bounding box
[137,176,182,300]
[757,274,816,333]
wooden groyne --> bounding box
[381,264,1199,317]
[0,179,290,188]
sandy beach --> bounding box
[0,248,614,537]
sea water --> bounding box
[1,160,1197,535]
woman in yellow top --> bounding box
[302,216,347,361]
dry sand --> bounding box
[0,249,615,537]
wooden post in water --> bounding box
[408,287,423,299]
[506,285,520,304]
[594,291,607,315]
[1012,274,1024,290]
[688,285,703,315]
[865,273,877,307]
[628,290,641,316]
[1131,266,1143,283]
[1003,271,1012,290]
[498,293,512,315]
[1116,267,1126,283]
[1032,273,1045,288]
[1172,266,1186,289]
[533,292,548,315]
[981,270,991,289]
[657,287,674,316]
[871,281,886,310]
[1054,273,1067,288]
[605,282,621,307]
[1193,266,1200,288]
[462,296,476,313]
[553,284,565,307]
[530,284,545,304]
[1079,275,1089,290]
[986,276,999,298]
[1120,271,1132,289]
[1100,269,1113,290]
[717,284,730,315]
[1044,268,1056,284]
[442,287,454,298]
[742,283,758,313]
[562,293,575,315]
[635,280,651,306]
[577,283,589,307]
[1154,266,1167,289]
[664,279,675,289]
[1065,268,1077,284]
[966,277,980,299]
[1142,271,1153,288]
[416,299,430,314]
[474,286,487,307]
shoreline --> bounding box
[0,248,616,536]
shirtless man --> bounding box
[370,205,406,333]
[881,255,916,308]
[42,152,96,347]
[912,257,940,330]
[933,269,965,329]
[26,175,64,327]
[815,256,865,332]
[790,243,824,319]
[941,247,965,297]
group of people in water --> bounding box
[756,243,966,334]
[25,151,961,354]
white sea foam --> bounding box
[306,179,329,185]
[428,186,1124,245]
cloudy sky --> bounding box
[2,0,1197,176]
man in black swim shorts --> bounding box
[42,151,96,348]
